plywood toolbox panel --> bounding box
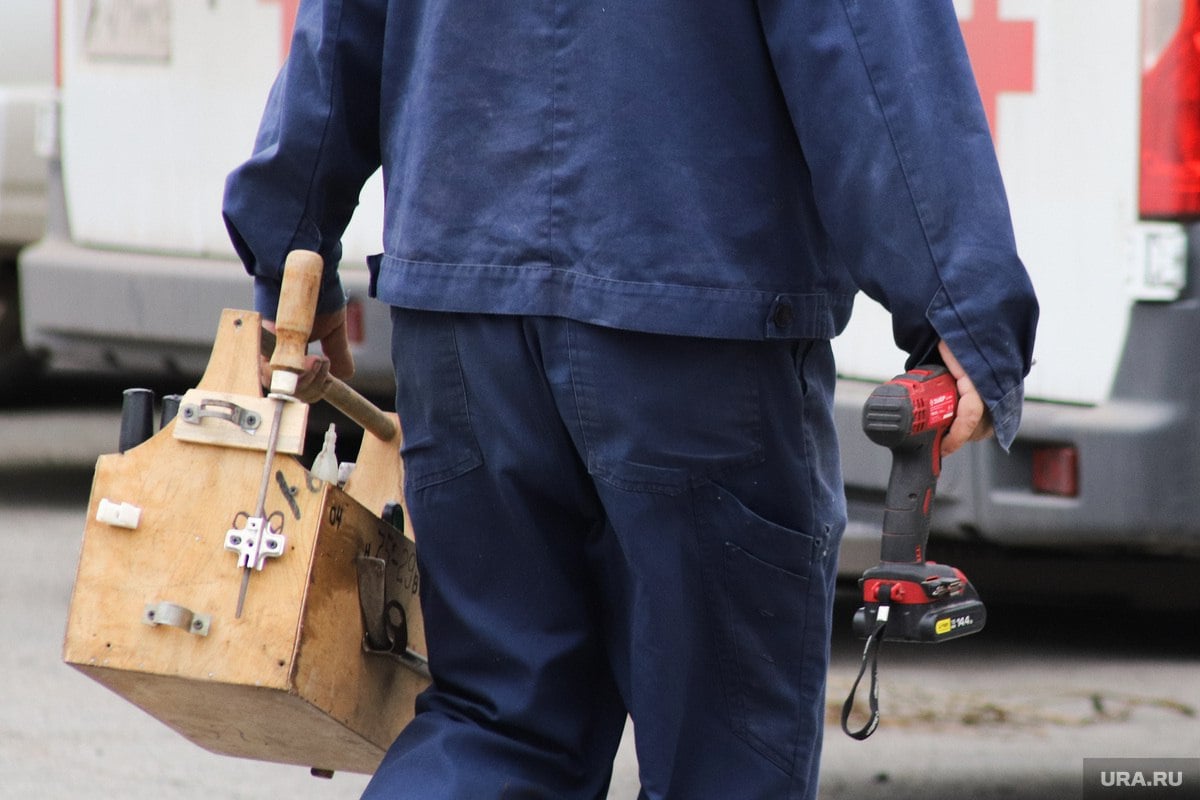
[62,309,429,775]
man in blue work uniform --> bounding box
[224,1,1038,797]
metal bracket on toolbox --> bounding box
[171,388,307,455]
[143,601,211,636]
[356,555,431,679]
[179,398,262,433]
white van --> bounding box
[16,1,1200,572]
[19,0,393,388]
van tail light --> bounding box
[37,1,64,164]
[1031,445,1079,498]
[344,297,365,345]
[1140,0,1200,219]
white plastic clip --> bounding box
[309,424,339,483]
[96,498,142,530]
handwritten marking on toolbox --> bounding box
[275,470,302,519]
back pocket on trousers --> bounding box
[695,482,818,774]
[390,307,484,490]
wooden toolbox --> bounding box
[62,300,430,776]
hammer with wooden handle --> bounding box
[236,250,323,618]
[259,325,398,444]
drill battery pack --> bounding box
[852,560,987,643]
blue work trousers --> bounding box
[362,310,846,800]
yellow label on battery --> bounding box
[935,618,952,635]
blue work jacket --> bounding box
[223,0,1038,446]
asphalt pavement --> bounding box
[2,384,1198,799]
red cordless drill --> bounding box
[851,365,987,643]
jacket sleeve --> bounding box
[757,0,1038,448]
[222,0,385,320]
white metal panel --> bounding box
[833,0,1146,406]
[60,0,383,264]
[0,2,54,86]
[0,2,54,246]
[0,88,52,245]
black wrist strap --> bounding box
[840,608,888,740]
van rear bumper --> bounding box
[17,237,396,396]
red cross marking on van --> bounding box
[261,0,300,63]
[959,0,1035,142]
